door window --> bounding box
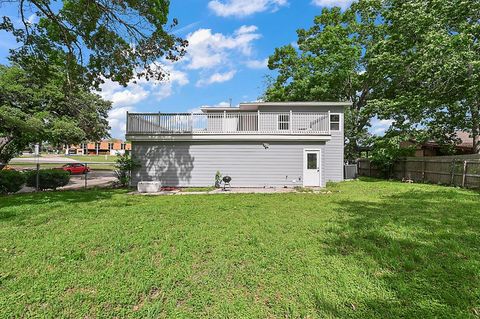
[307,153,317,170]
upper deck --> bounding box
[125,102,349,141]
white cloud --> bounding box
[108,106,136,138]
[370,118,394,136]
[196,70,236,86]
[99,63,189,138]
[311,0,354,9]
[245,58,268,69]
[208,0,288,17]
[185,25,261,70]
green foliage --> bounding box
[369,0,480,153]
[0,65,111,164]
[214,170,222,188]
[1,181,480,317]
[263,3,384,160]
[0,170,26,194]
[114,153,141,187]
[0,0,187,87]
[369,134,415,178]
[25,169,70,190]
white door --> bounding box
[303,149,321,186]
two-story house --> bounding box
[125,102,347,188]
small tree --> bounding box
[114,153,141,187]
[370,134,415,179]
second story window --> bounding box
[278,114,289,130]
[108,143,113,150]
[121,143,126,150]
[95,142,100,149]
[330,114,340,131]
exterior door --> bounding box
[303,149,321,186]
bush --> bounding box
[25,169,70,191]
[114,154,141,187]
[0,170,26,194]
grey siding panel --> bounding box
[132,141,328,187]
[324,131,344,182]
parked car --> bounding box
[60,163,90,175]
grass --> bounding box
[65,155,117,163]
[0,178,479,318]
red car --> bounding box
[60,163,90,175]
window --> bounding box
[278,114,289,130]
[330,114,340,131]
[121,143,126,150]
[108,143,113,150]
[95,142,100,149]
[307,153,318,170]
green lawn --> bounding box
[1,179,479,318]
[65,155,117,163]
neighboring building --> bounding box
[400,131,474,157]
[126,102,347,188]
[65,140,131,156]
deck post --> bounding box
[290,110,293,133]
[223,110,226,132]
[257,110,260,132]
[328,110,331,134]
[190,112,193,132]
[126,111,129,134]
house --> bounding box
[125,102,348,187]
[65,140,131,156]
[399,131,474,157]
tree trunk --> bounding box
[0,136,15,165]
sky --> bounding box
[0,0,391,138]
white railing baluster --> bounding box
[126,111,331,135]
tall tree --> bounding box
[370,0,480,153]
[263,2,384,161]
[0,65,111,165]
[0,0,188,88]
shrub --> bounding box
[25,169,70,191]
[0,170,26,194]
[114,153,141,187]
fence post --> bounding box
[450,159,456,186]
[462,160,467,187]
[403,158,407,179]
[422,159,426,183]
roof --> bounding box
[201,101,351,112]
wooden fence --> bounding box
[358,154,480,189]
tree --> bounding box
[263,2,384,161]
[0,0,187,88]
[370,0,480,153]
[0,65,111,165]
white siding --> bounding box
[132,141,327,187]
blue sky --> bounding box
[0,0,391,138]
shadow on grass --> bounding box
[0,188,122,222]
[320,187,480,317]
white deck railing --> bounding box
[126,112,330,135]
